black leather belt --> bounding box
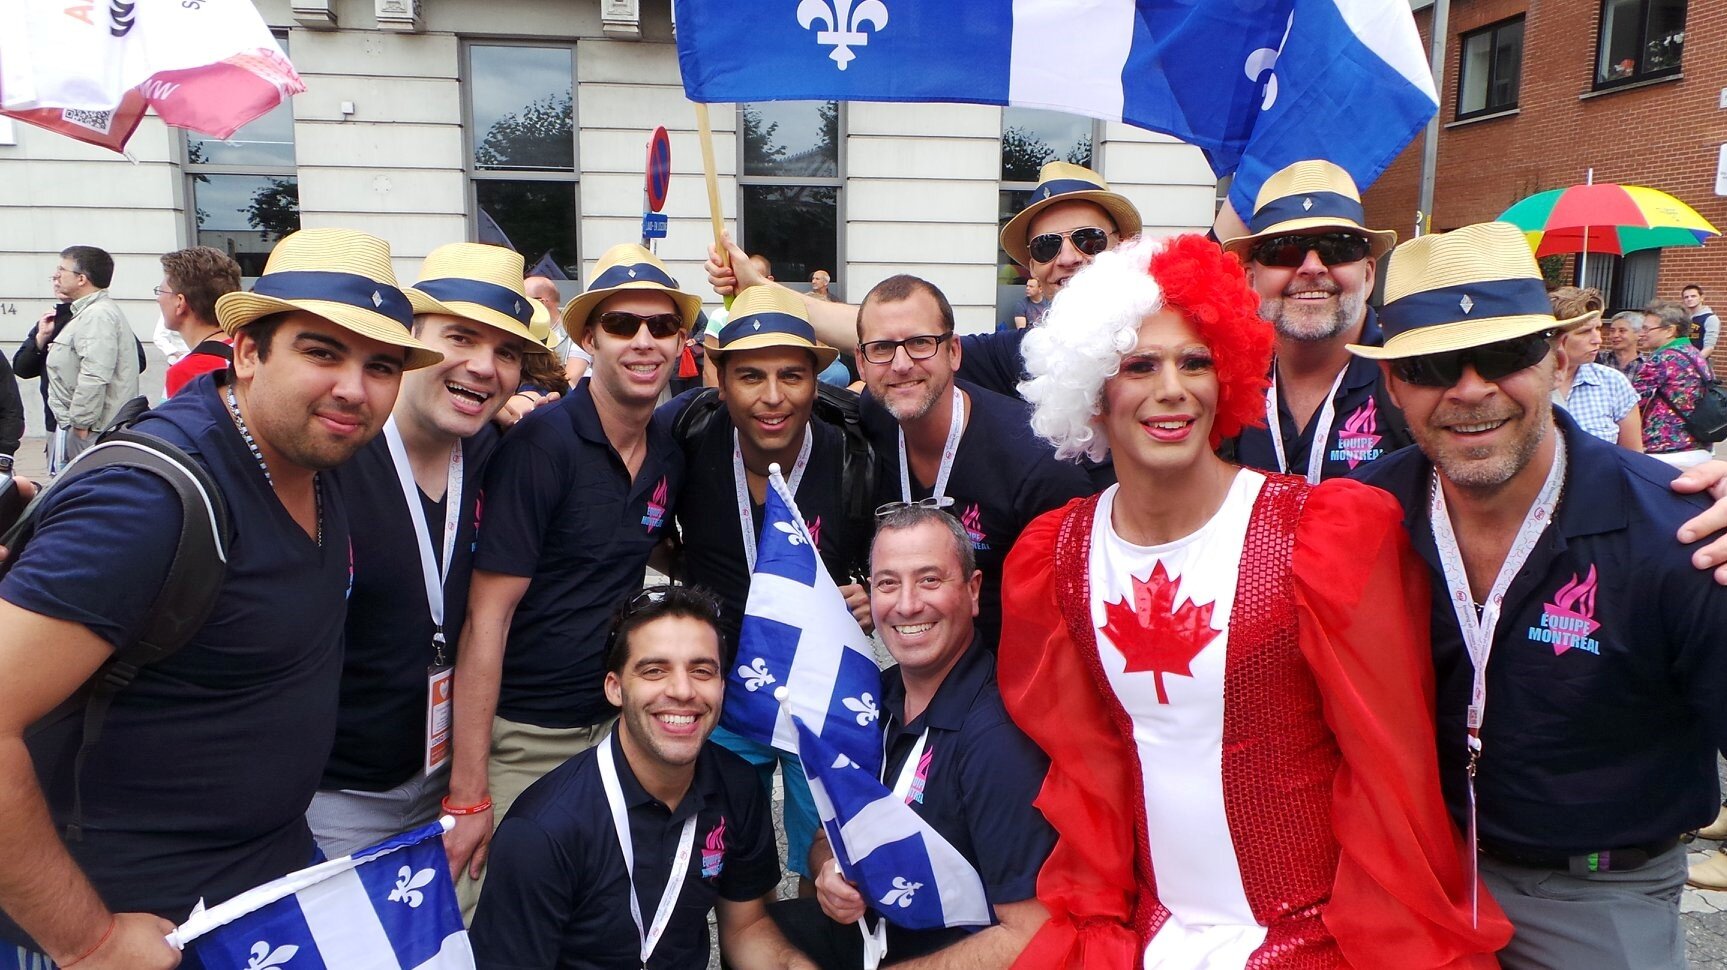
[1479,837,1681,874]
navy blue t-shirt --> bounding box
[323,424,499,791]
[471,731,781,970]
[474,383,683,728]
[957,328,1029,400]
[862,379,1092,647]
[0,373,349,938]
[1356,412,1727,854]
[876,639,1053,955]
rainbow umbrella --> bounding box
[1499,183,1719,258]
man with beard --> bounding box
[0,228,437,970]
[1352,222,1727,970]
[1221,160,1410,483]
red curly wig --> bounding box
[1145,235,1274,448]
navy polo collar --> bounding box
[1341,307,1386,393]
[886,633,993,734]
[608,730,713,821]
[566,380,608,447]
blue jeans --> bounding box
[711,724,819,878]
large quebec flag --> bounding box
[674,0,1437,218]
[169,820,472,969]
[725,465,885,776]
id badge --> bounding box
[425,663,454,776]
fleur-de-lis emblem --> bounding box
[797,0,889,70]
[1242,12,1294,110]
[370,290,384,308]
[842,692,878,726]
[388,865,436,908]
[880,876,922,908]
[246,941,299,970]
[773,520,807,546]
[1459,294,1475,314]
[739,657,776,692]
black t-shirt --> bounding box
[0,373,348,938]
[862,380,1092,647]
[471,732,782,969]
[957,328,1029,400]
[323,424,499,791]
[473,383,684,728]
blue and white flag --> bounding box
[169,820,472,970]
[795,716,990,932]
[725,465,885,775]
[674,0,1437,218]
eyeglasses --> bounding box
[152,285,176,297]
[858,332,952,365]
[874,496,957,519]
[1027,226,1111,264]
[1389,332,1556,387]
[595,311,683,340]
[52,266,84,279]
[1249,232,1372,268]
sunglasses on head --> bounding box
[1390,332,1556,387]
[874,496,957,519]
[1249,232,1372,268]
[1027,226,1112,264]
[595,310,683,340]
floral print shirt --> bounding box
[1633,340,1714,454]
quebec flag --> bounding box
[170,820,472,969]
[725,465,885,776]
[795,716,990,932]
[674,0,1437,219]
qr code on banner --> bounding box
[61,108,115,135]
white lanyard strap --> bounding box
[887,728,931,803]
[1265,364,1347,485]
[382,418,463,654]
[598,734,699,967]
[733,427,812,573]
[898,387,965,504]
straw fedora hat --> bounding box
[405,243,551,354]
[1348,222,1592,360]
[999,162,1143,268]
[701,285,839,370]
[527,301,562,353]
[1221,160,1397,259]
[560,243,703,342]
[214,228,442,370]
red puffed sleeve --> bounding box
[1293,478,1511,969]
[998,499,1145,970]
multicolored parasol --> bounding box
[1498,182,1719,257]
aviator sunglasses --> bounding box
[1249,232,1372,268]
[1390,332,1556,387]
[595,310,683,340]
[1027,226,1112,264]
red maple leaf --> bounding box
[1100,561,1221,704]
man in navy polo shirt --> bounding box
[854,275,1091,648]
[1351,223,1727,970]
[770,506,1052,969]
[311,243,548,856]
[446,243,700,916]
[0,228,438,970]
[470,586,817,970]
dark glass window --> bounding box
[475,181,580,281]
[1596,0,1685,87]
[739,102,841,293]
[466,43,578,279]
[1457,17,1524,118]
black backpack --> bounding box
[0,417,231,840]
[1654,353,1727,445]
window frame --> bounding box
[735,101,846,296]
[1593,0,1686,90]
[1454,15,1525,120]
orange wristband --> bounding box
[60,915,116,968]
[441,795,493,816]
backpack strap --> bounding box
[812,384,877,582]
[189,339,234,362]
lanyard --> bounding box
[898,387,965,504]
[732,427,813,573]
[886,728,930,803]
[598,734,699,968]
[382,418,463,663]
[1428,432,1565,920]
[1265,365,1347,485]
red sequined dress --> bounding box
[997,471,1509,970]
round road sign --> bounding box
[646,126,672,213]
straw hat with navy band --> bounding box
[999,161,1143,268]
[215,227,443,370]
[1221,159,1397,260]
[1347,222,1593,361]
[561,243,704,342]
[701,285,839,370]
[405,242,552,354]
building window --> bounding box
[998,107,1097,326]
[1577,249,1659,311]
[1596,0,1685,88]
[466,43,578,280]
[185,35,298,278]
[1457,17,1523,118]
[737,101,841,293]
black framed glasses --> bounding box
[596,310,683,340]
[1389,332,1556,388]
[1027,226,1111,264]
[874,496,956,519]
[858,332,952,365]
[1249,232,1372,268]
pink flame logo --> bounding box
[1539,566,1601,655]
[701,816,726,877]
[1343,395,1378,435]
[959,503,988,549]
[906,746,934,805]
[808,515,823,548]
[705,816,727,852]
[651,477,669,508]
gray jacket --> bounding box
[46,290,140,431]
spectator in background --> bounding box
[1548,287,1642,450]
[1681,284,1719,356]
[158,246,242,398]
[1635,301,1715,467]
[526,274,589,387]
[40,246,139,474]
[810,268,835,302]
[1011,277,1046,330]
[1599,310,1645,380]
[0,354,21,457]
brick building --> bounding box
[1364,0,1724,319]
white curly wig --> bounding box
[1019,236,1169,463]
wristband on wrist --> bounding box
[441,795,493,816]
[60,915,117,968]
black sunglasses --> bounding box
[1390,332,1556,387]
[1027,226,1111,264]
[858,332,952,365]
[874,496,957,519]
[595,310,683,340]
[1249,232,1372,268]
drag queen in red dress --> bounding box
[1000,235,1509,969]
